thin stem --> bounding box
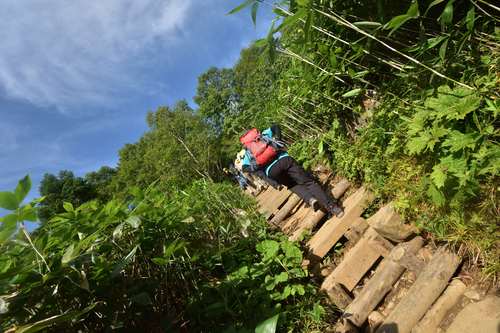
[21,223,51,272]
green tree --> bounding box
[113,101,221,194]
[194,67,237,134]
[38,171,96,222]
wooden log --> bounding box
[325,283,353,310]
[288,179,352,240]
[344,237,424,327]
[281,204,311,235]
[307,187,375,260]
[344,217,369,243]
[367,203,417,243]
[322,228,392,294]
[289,209,325,241]
[367,311,385,333]
[332,178,351,199]
[259,187,291,218]
[376,248,461,333]
[269,194,301,226]
[412,279,466,333]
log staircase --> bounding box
[247,174,495,333]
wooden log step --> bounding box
[289,209,325,241]
[281,203,311,235]
[322,228,394,299]
[367,203,418,243]
[289,178,352,241]
[269,193,301,227]
[412,279,466,333]
[306,187,375,261]
[331,178,351,200]
[344,217,369,243]
[343,237,424,327]
[258,187,291,218]
[376,248,461,333]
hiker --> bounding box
[240,124,344,218]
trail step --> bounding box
[376,248,461,333]
[307,187,375,260]
[322,227,394,303]
[249,175,475,332]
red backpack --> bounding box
[239,128,278,167]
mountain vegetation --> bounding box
[0,0,498,331]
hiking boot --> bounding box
[309,198,320,211]
[327,203,344,219]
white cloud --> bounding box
[0,0,192,111]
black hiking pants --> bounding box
[267,156,334,209]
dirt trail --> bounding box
[249,172,499,333]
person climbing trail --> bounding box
[239,124,344,218]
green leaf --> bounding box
[384,1,420,36]
[255,314,280,333]
[424,0,445,16]
[427,183,446,206]
[425,86,481,120]
[304,10,312,43]
[63,202,74,212]
[431,164,447,188]
[227,0,254,15]
[15,175,31,203]
[442,130,477,152]
[0,191,18,210]
[465,7,475,31]
[438,0,454,28]
[61,244,76,265]
[0,214,18,243]
[15,303,97,333]
[256,240,279,261]
[329,53,338,70]
[19,204,37,222]
[274,271,289,284]
[111,245,138,277]
[342,88,362,98]
[251,1,259,27]
[353,21,382,29]
[407,131,432,154]
[439,38,448,62]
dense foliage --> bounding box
[38,167,116,222]
[0,0,498,331]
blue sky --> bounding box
[0,1,274,200]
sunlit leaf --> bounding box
[342,88,362,98]
[62,244,76,265]
[384,1,420,36]
[63,202,74,212]
[0,191,18,210]
[424,0,445,16]
[255,313,280,333]
[0,214,18,243]
[251,2,258,27]
[15,303,97,333]
[15,175,31,203]
[438,0,454,28]
[227,0,254,15]
[111,245,138,278]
